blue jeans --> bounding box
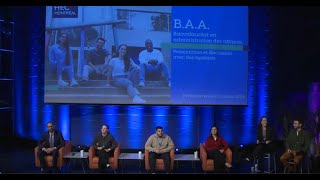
[139,62,170,82]
[49,62,75,80]
[111,67,140,97]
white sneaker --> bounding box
[106,164,110,168]
[250,166,260,173]
[133,95,146,103]
[251,166,255,173]
[80,78,88,83]
[134,87,141,95]
[138,81,145,87]
[254,163,260,172]
[58,79,69,87]
[225,162,232,168]
[70,79,79,86]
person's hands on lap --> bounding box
[148,59,158,65]
[105,148,111,152]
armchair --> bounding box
[34,140,72,170]
[88,143,120,173]
[144,148,174,172]
[199,143,232,172]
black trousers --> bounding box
[148,152,170,173]
[252,143,275,169]
[207,149,226,170]
[37,148,59,169]
[96,149,112,169]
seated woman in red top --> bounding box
[204,125,232,171]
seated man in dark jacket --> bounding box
[37,122,65,172]
[280,119,311,173]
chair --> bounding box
[88,143,120,173]
[252,153,276,173]
[199,143,232,172]
[34,140,72,171]
[144,148,175,173]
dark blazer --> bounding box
[286,129,311,154]
[257,125,274,143]
[38,130,65,150]
[92,133,117,151]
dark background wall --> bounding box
[270,6,320,133]
[1,6,320,149]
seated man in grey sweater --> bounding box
[145,126,175,174]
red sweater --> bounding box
[204,136,230,152]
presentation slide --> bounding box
[44,6,248,105]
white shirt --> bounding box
[109,57,138,77]
[139,49,164,64]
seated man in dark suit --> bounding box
[37,121,65,172]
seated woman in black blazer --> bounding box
[249,116,275,172]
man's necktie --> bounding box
[49,134,54,148]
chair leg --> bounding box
[252,157,257,173]
[268,154,271,173]
[273,154,276,174]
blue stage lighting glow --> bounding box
[178,106,194,148]
[127,106,144,148]
[59,105,70,140]
[200,106,214,143]
[103,105,120,145]
[152,106,169,132]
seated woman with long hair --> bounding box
[204,125,232,172]
[247,116,275,172]
[108,44,146,103]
